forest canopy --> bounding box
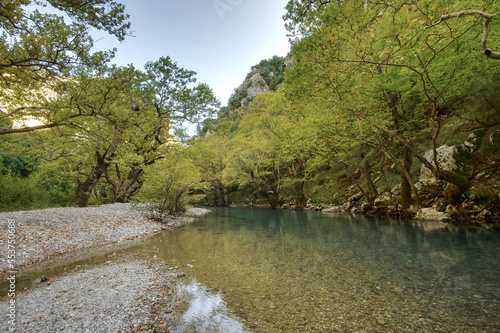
[1,0,499,221]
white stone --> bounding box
[415,207,452,221]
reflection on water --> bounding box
[158,207,500,332]
[171,277,247,333]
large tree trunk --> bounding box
[109,167,144,203]
[71,131,122,207]
[294,180,307,208]
[386,90,416,209]
[400,146,413,209]
[338,144,378,207]
[213,180,229,206]
[72,163,109,207]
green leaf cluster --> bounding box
[136,145,201,217]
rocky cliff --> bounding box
[225,55,286,113]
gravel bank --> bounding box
[0,203,209,271]
[2,259,179,333]
[0,204,211,332]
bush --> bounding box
[0,173,73,211]
[135,146,201,219]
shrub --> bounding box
[0,173,73,211]
[136,146,201,219]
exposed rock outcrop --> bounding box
[417,144,474,201]
[415,207,453,221]
[239,70,269,106]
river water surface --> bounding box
[146,207,500,332]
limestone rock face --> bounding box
[239,70,269,106]
[284,55,295,69]
[374,192,391,207]
[322,206,343,213]
[418,144,474,195]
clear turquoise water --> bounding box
[158,207,500,332]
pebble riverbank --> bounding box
[0,204,211,332]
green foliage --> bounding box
[0,172,74,211]
[281,0,500,206]
[0,142,75,210]
[2,0,500,214]
[248,56,286,90]
[0,153,36,177]
[187,1,500,212]
[0,0,130,135]
[186,135,231,206]
[227,87,248,110]
[136,146,201,217]
[44,0,131,41]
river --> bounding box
[4,207,500,332]
[143,207,500,332]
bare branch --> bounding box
[426,10,500,59]
[0,106,47,119]
[0,123,63,134]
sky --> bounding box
[93,0,292,108]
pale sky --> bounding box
[93,0,291,107]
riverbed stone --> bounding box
[415,207,453,221]
[0,260,176,333]
[322,206,343,213]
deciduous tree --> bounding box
[0,0,130,135]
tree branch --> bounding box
[0,123,62,134]
[426,10,500,59]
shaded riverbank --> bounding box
[228,202,500,226]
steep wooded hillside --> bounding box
[189,1,500,223]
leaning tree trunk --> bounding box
[71,131,122,207]
[72,162,109,207]
[353,110,471,203]
[400,146,413,209]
